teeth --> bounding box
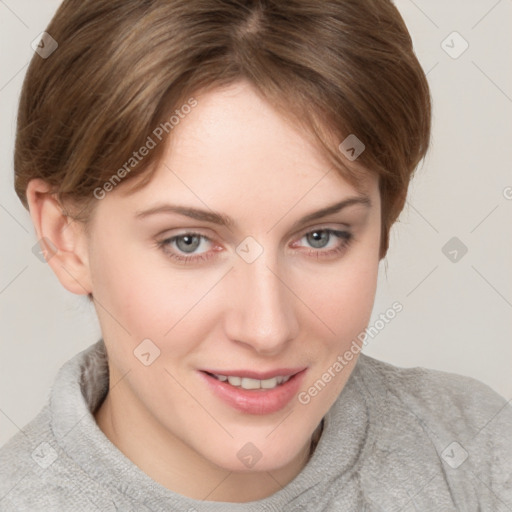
[213,373,291,390]
[241,377,260,390]
[227,376,241,386]
[261,377,278,389]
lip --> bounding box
[199,367,305,380]
[198,368,308,415]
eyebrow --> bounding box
[135,195,372,230]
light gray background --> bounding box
[1,1,511,447]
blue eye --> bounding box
[158,232,214,263]
[295,229,354,260]
[173,234,204,253]
[302,229,350,250]
[158,228,353,264]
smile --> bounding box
[199,368,308,415]
[207,373,292,390]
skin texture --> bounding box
[26,80,382,502]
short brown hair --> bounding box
[14,0,431,258]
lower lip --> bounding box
[199,370,307,415]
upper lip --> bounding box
[200,367,307,380]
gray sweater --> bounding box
[0,340,511,511]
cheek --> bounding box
[307,268,378,357]
[294,256,379,415]
[88,233,219,362]
[88,232,172,339]
[303,242,380,346]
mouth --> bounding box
[204,371,295,390]
[198,367,307,415]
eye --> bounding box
[293,228,354,259]
[157,232,216,264]
[157,228,354,265]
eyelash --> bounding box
[157,228,354,264]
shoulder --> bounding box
[353,353,512,503]
[355,353,511,431]
[0,406,65,509]
[0,403,115,511]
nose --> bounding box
[225,251,299,356]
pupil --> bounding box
[308,230,329,249]
[177,235,200,253]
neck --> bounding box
[94,372,321,502]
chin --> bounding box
[202,432,309,473]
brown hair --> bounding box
[14,0,431,259]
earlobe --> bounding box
[26,179,93,296]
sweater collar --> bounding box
[50,339,372,512]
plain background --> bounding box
[0,0,511,447]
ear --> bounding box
[26,179,93,296]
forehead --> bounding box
[112,81,379,221]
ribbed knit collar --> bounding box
[50,339,373,512]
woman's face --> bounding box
[86,80,382,475]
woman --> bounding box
[1,0,511,510]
